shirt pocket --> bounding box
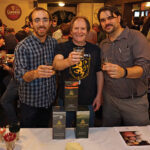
[115,47,132,64]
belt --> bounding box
[120,92,147,99]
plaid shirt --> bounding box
[14,34,57,108]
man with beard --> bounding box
[14,7,57,127]
[97,6,150,126]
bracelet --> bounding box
[122,67,128,78]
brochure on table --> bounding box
[115,126,150,148]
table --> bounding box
[1,126,150,150]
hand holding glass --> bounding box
[101,57,112,69]
[73,47,84,60]
[44,61,55,76]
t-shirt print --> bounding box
[69,54,91,80]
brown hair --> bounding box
[29,7,52,22]
[97,5,124,27]
[60,23,71,36]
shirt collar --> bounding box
[71,39,87,47]
[104,26,129,43]
[31,34,49,44]
[116,26,129,41]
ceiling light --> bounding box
[146,2,150,7]
[58,2,65,7]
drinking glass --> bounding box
[3,132,16,150]
[73,47,85,60]
[101,56,112,66]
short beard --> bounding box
[105,26,116,34]
[34,30,48,37]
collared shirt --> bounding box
[14,34,57,108]
[100,27,150,99]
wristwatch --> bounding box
[123,67,128,78]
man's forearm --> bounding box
[126,66,143,78]
[22,70,38,82]
[53,58,71,71]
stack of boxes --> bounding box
[53,80,90,139]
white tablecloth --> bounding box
[1,126,150,150]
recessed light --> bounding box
[58,2,65,7]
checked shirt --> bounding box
[14,35,57,108]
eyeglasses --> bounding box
[33,18,49,23]
[100,16,117,23]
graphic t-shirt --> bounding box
[55,40,101,105]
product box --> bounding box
[75,106,89,138]
[64,81,79,111]
[52,106,66,139]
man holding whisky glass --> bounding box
[98,6,150,126]
[14,7,57,127]
[53,16,104,127]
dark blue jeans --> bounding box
[20,103,52,128]
[0,78,18,125]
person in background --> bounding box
[15,30,28,42]
[86,23,98,44]
[0,18,5,36]
[97,5,150,127]
[96,24,107,45]
[15,25,32,43]
[53,16,103,127]
[14,7,57,127]
[0,36,6,97]
[48,19,59,36]
[1,27,17,91]
[141,11,150,35]
[0,29,8,96]
[141,16,150,42]
[0,36,5,50]
[91,23,104,44]
[0,61,19,127]
[52,25,63,40]
[0,19,5,51]
[86,23,106,45]
[0,27,29,128]
[141,18,150,36]
[6,28,15,35]
[4,28,17,54]
[21,24,32,36]
[57,23,71,43]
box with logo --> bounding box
[75,106,89,138]
[52,106,66,139]
[64,81,79,111]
